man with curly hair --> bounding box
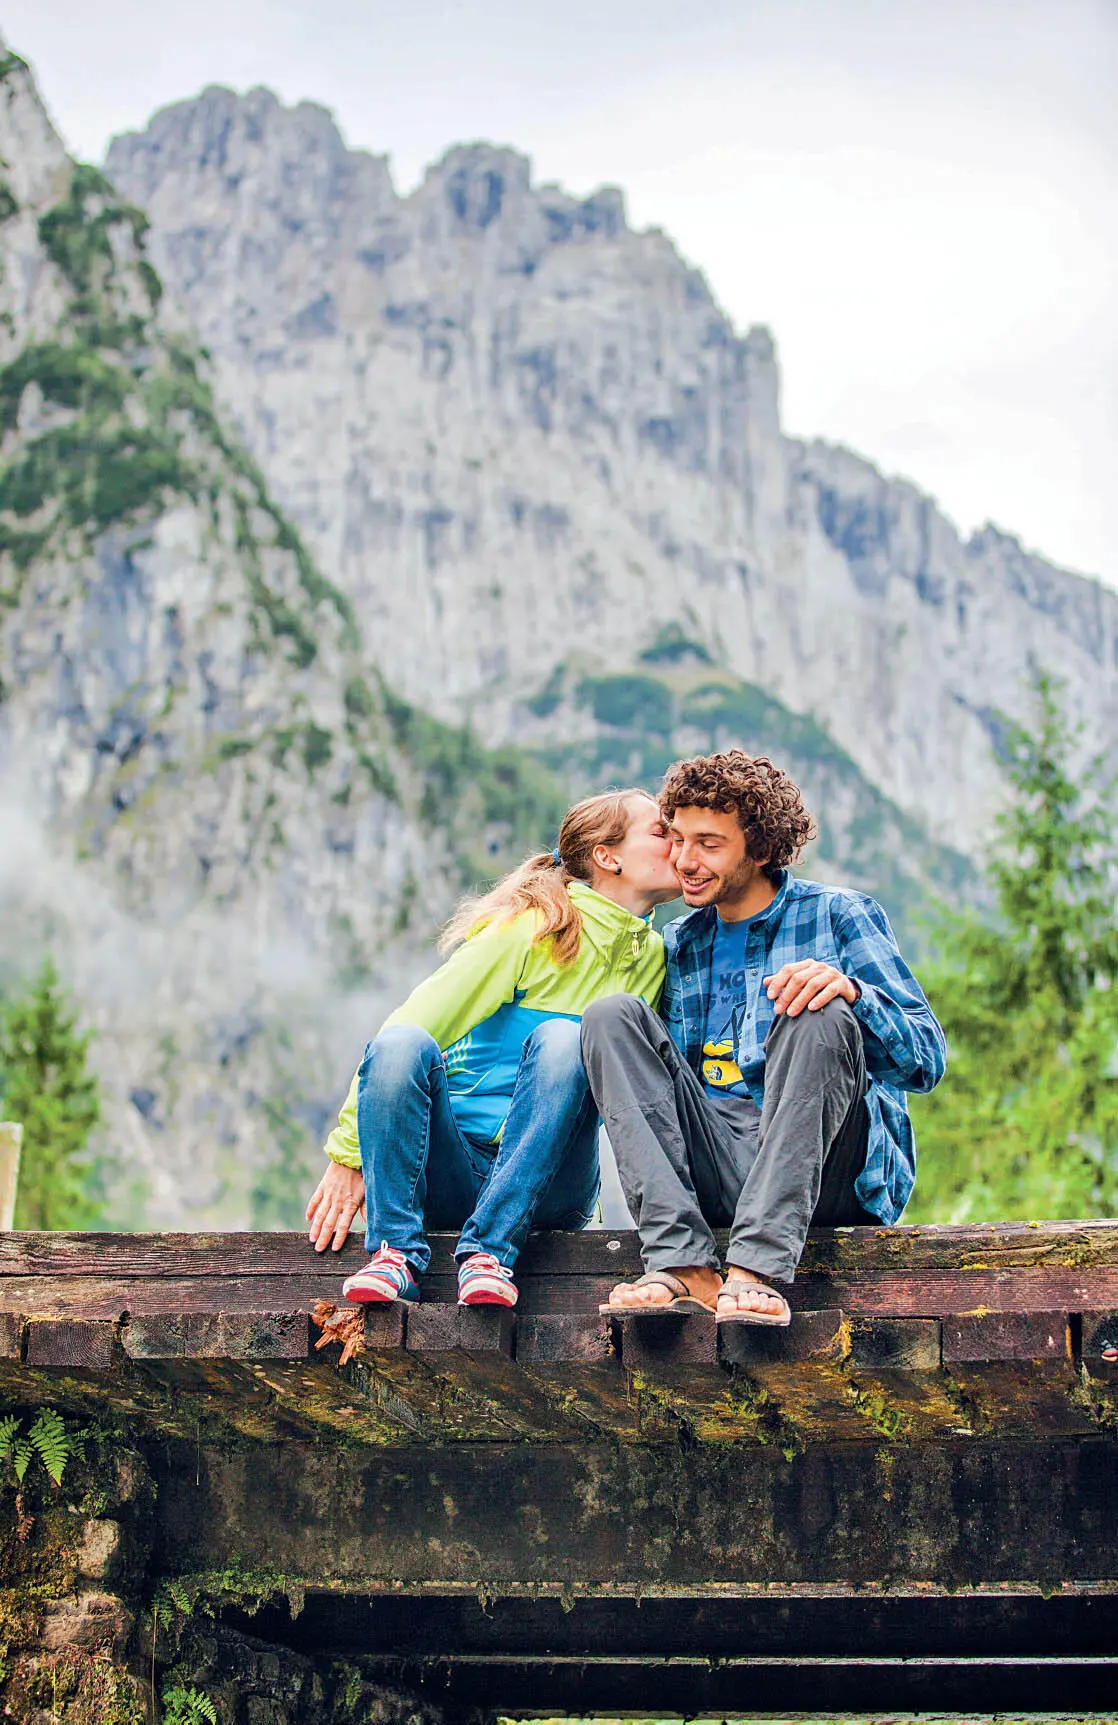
[582,750,946,1326]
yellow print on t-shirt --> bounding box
[702,1038,744,1089]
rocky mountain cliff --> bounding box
[0,46,567,1224]
[106,85,1118,861]
[2,53,1111,1226]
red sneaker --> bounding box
[457,1252,518,1308]
[342,1242,419,1305]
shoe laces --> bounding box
[460,1252,513,1280]
[370,1242,409,1271]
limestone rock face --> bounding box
[0,48,556,1223]
[107,87,1118,854]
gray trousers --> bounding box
[580,994,873,1283]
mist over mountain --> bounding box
[1,49,1112,1223]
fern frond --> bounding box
[161,1684,218,1724]
[12,1437,32,1483]
[28,1409,71,1484]
[0,1414,21,1459]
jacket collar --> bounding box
[568,880,654,949]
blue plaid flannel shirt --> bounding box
[660,871,947,1223]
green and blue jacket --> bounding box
[324,882,665,1168]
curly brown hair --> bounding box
[660,750,817,884]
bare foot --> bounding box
[718,1265,790,1320]
[606,1265,723,1310]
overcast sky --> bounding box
[7,0,1116,586]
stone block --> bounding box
[41,1592,133,1656]
[76,1518,122,1581]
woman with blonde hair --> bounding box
[305,789,680,1308]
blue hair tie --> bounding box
[551,847,563,866]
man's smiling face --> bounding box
[666,804,758,907]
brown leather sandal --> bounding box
[714,1280,792,1327]
[599,1269,720,1318]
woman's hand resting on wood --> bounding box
[305,1161,366,1252]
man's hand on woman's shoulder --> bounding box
[305,1161,366,1252]
[765,958,861,1018]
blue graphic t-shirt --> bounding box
[701,911,767,1096]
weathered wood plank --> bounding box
[4,1267,1118,1344]
[2,1219,1118,1278]
[515,1314,664,1440]
[240,1358,416,1443]
[717,1309,847,1369]
[4,1267,1118,1328]
[124,1311,310,1360]
[24,1317,116,1369]
[717,1311,881,1447]
[792,1267,1118,1317]
[846,1318,941,1372]
[302,1302,515,1442]
[608,1314,759,1443]
[406,1305,590,1441]
[943,1310,1072,1363]
[939,1360,1097,1439]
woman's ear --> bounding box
[591,842,622,876]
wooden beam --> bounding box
[406,1305,592,1441]
[1,1219,1117,1279]
[0,1123,21,1230]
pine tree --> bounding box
[909,671,1118,1222]
[0,958,101,1229]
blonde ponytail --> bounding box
[439,788,649,966]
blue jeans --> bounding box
[355,1019,601,1274]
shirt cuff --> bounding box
[850,980,899,1054]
